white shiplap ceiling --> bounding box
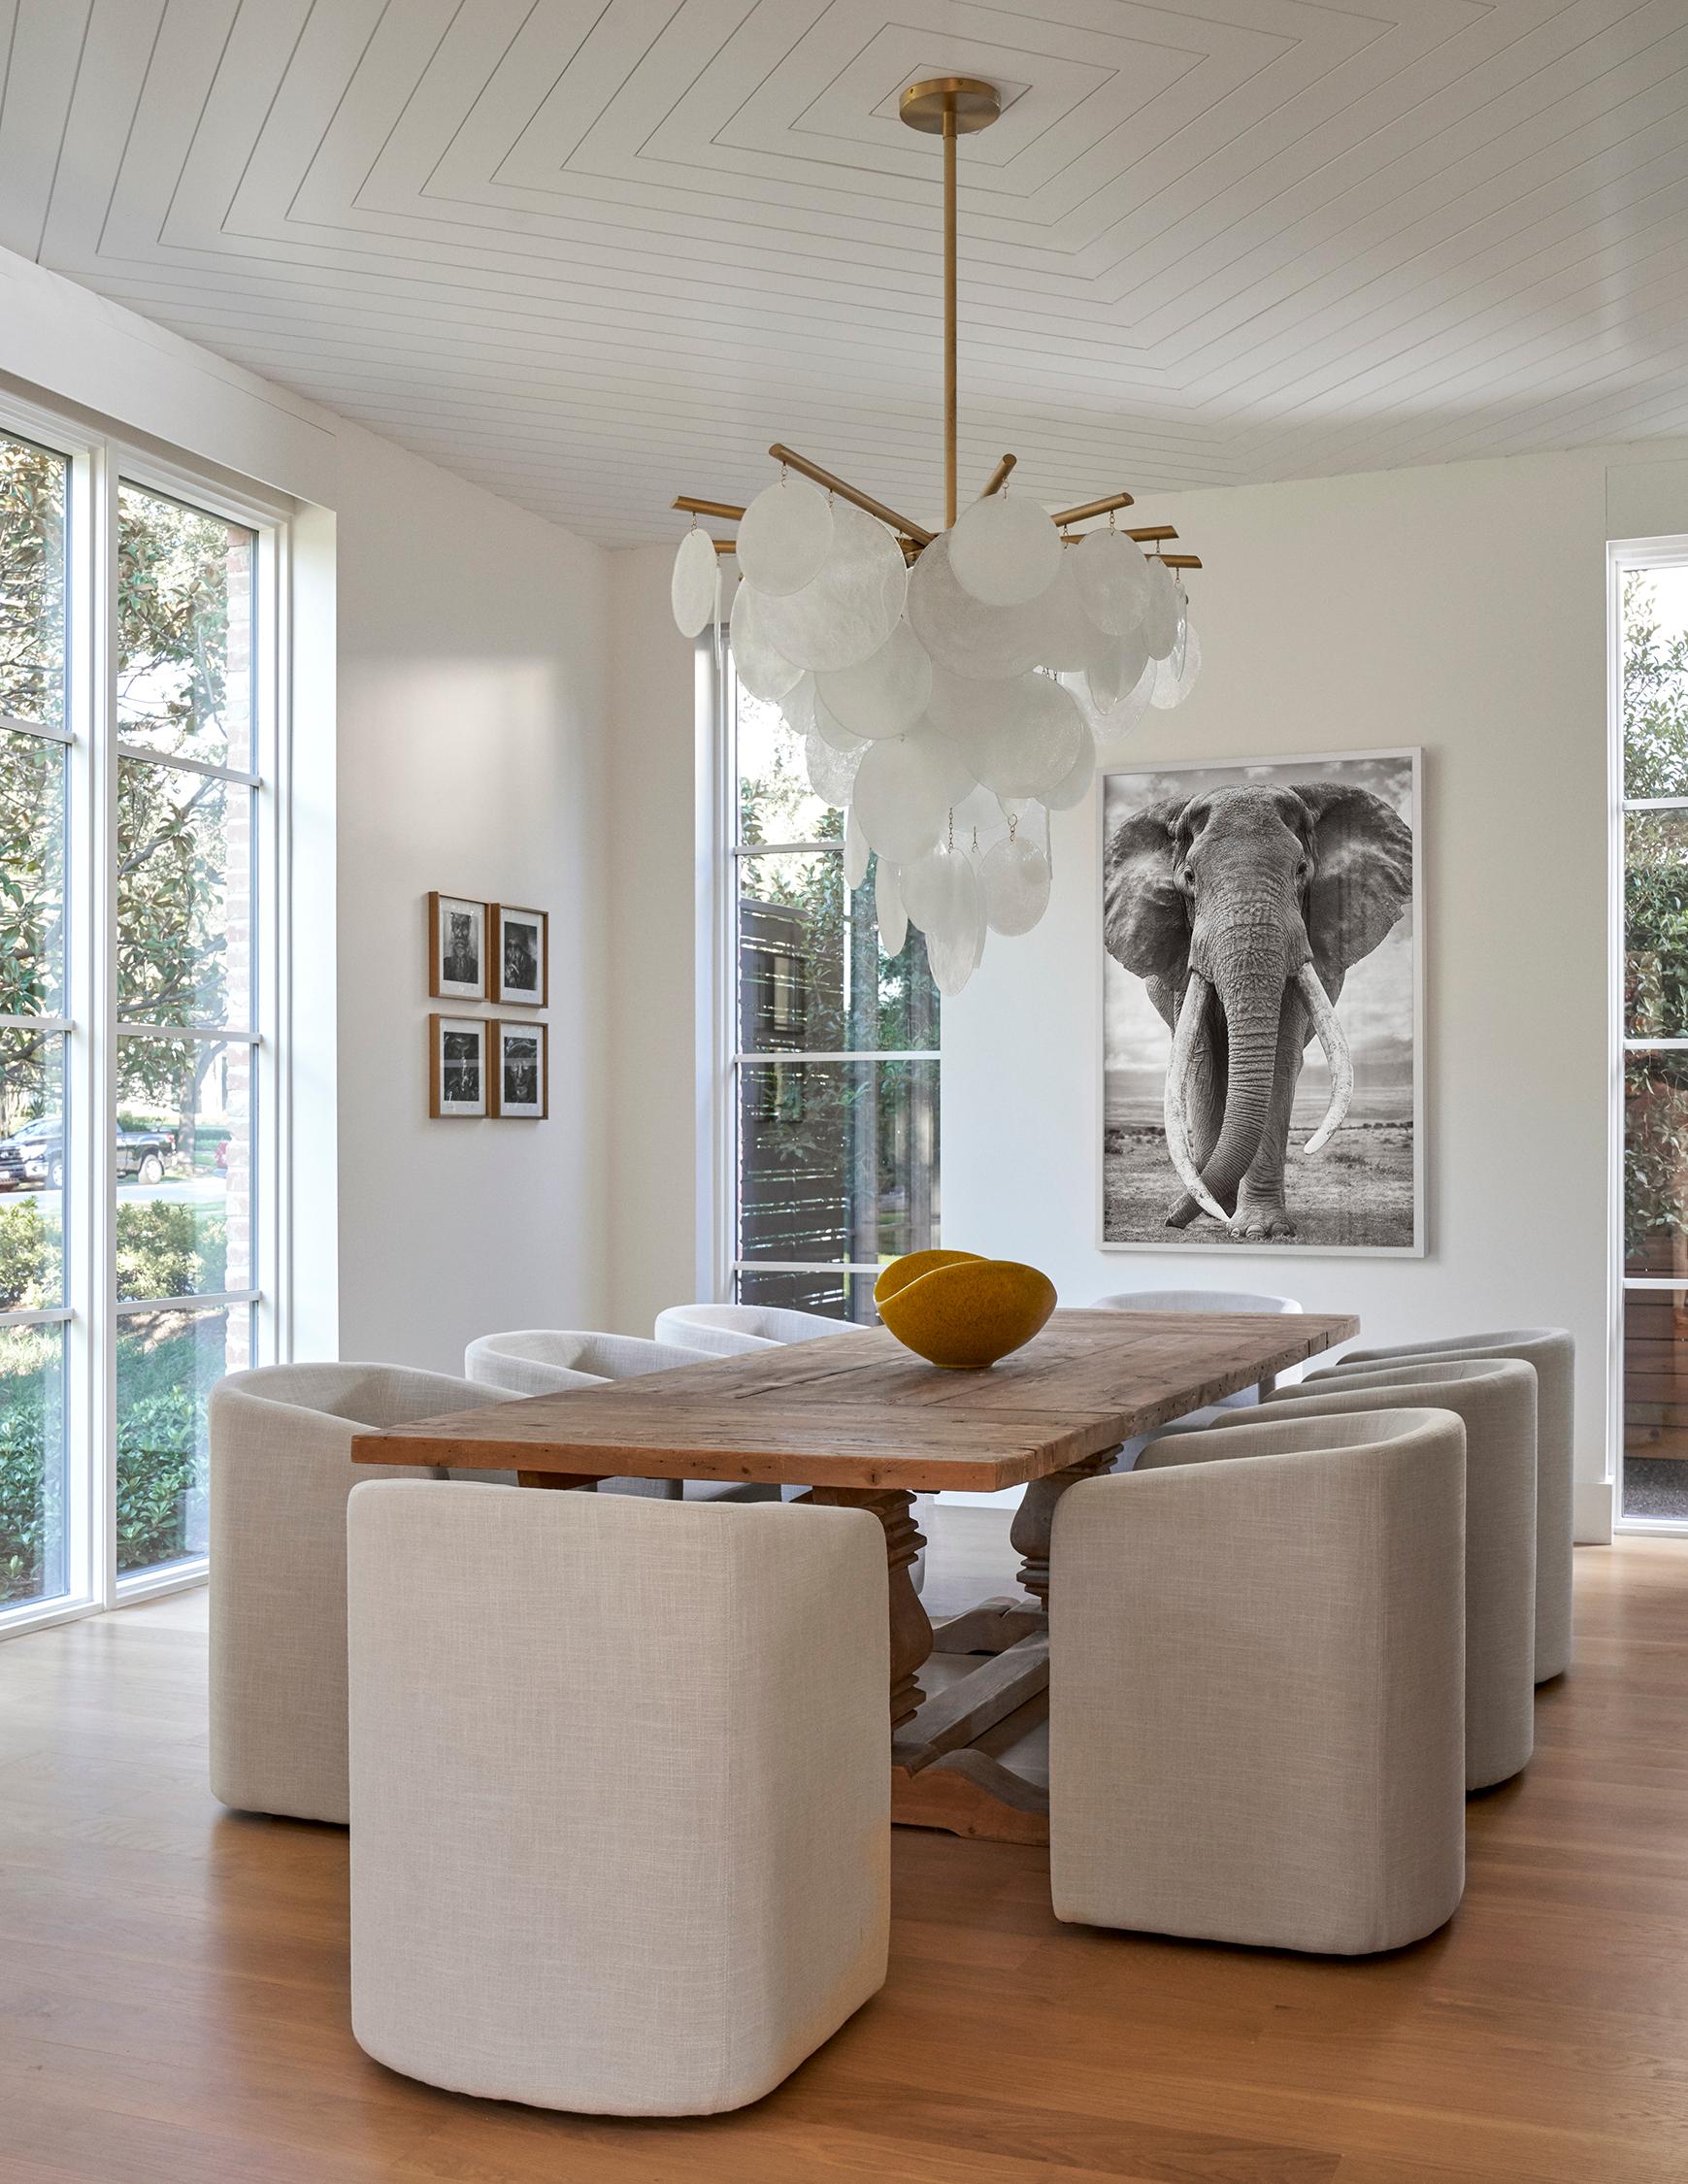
[2,0,1686,546]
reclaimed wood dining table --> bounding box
[352,1306,1358,1845]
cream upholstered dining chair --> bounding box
[1093,1286,1305,1408]
[1248,1360,1537,1789]
[1307,1328,1573,1684]
[348,1481,890,2115]
[464,1330,780,1505]
[653,1301,849,1355]
[208,1362,513,1826]
[1048,1406,1466,1956]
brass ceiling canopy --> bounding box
[896,77,1003,136]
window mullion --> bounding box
[89,445,120,1611]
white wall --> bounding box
[945,450,1616,1533]
[334,424,611,1368]
[609,444,1688,1541]
[605,543,712,1340]
[1,245,613,1375]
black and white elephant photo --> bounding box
[1101,752,1420,1252]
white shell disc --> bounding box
[927,670,1083,800]
[1176,620,1203,702]
[815,618,932,739]
[908,534,1047,681]
[844,806,870,891]
[812,691,866,751]
[849,732,961,866]
[947,493,1063,607]
[1028,552,1114,672]
[1084,626,1151,715]
[755,502,909,674]
[805,729,865,809]
[779,673,816,739]
[1142,557,1181,660]
[876,858,908,957]
[902,843,986,1001]
[671,528,717,638]
[1043,716,1097,810]
[731,580,803,702]
[736,476,833,597]
[979,834,1052,936]
[1074,529,1152,637]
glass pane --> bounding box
[116,1303,250,1577]
[738,1058,940,1268]
[740,850,940,1054]
[1627,809,1688,1039]
[0,728,65,1016]
[1625,1052,1688,1277]
[737,1266,879,1324]
[737,680,838,846]
[1623,1289,1688,1520]
[0,1321,67,1608]
[0,1030,65,1308]
[116,482,254,769]
[0,435,67,731]
[116,757,250,1027]
[116,1037,251,1299]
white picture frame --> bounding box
[1098,746,1425,1257]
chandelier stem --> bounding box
[943,110,958,529]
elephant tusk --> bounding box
[1297,961,1353,1155]
[1165,976,1230,1224]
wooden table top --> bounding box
[352,1308,1359,1494]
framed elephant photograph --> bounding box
[1100,748,1423,1255]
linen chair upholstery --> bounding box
[1309,1327,1573,1682]
[653,1302,850,1356]
[1248,1360,1536,1788]
[348,1482,890,2115]
[209,1363,514,1826]
[1049,1407,1466,1956]
[463,1330,779,1503]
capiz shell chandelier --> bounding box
[670,77,1204,996]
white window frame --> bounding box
[1610,534,1688,1537]
[0,386,293,1638]
[717,644,940,1314]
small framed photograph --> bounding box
[428,892,486,1001]
[493,904,548,1008]
[429,1014,487,1118]
[491,1020,548,1119]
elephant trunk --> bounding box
[1189,932,1290,1218]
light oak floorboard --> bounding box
[0,1521,1682,2183]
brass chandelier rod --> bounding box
[671,76,1201,580]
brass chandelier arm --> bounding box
[674,496,745,521]
[767,443,935,547]
[1052,489,1137,526]
[980,453,1016,498]
[1160,554,1203,571]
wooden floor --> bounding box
[4,1512,1688,2183]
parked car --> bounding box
[0,1114,174,1190]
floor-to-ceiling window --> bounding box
[0,397,284,1634]
[1617,546,1688,1525]
[727,656,939,1320]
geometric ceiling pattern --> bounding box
[3,0,1687,546]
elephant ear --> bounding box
[1103,799,1189,981]
[1295,781,1412,979]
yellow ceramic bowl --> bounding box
[875,1251,1057,1370]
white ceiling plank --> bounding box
[3,0,1686,540]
